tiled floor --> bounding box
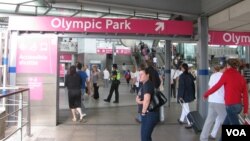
[9,78,249,141]
[23,104,202,141]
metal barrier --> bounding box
[0,88,31,141]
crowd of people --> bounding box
[64,46,249,141]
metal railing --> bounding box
[0,88,31,141]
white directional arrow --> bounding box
[155,22,165,32]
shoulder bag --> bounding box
[148,90,167,112]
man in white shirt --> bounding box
[103,67,110,88]
[200,65,227,141]
[153,56,157,67]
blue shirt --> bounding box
[77,70,88,89]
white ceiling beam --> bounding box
[43,7,52,15]
[71,10,81,17]
[19,0,38,5]
[15,5,20,13]
[76,0,198,18]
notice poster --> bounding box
[28,77,43,101]
[59,64,65,77]
[16,36,57,74]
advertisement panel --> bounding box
[16,35,57,74]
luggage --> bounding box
[187,111,205,133]
[179,99,204,134]
[238,114,250,125]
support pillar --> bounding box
[245,47,250,63]
[197,16,209,118]
[164,40,171,107]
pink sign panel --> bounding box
[96,48,113,54]
[16,36,57,74]
[116,49,131,55]
[209,31,250,45]
[28,77,43,101]
[60,54,72,61]
[8,16,193,35]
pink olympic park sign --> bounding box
[8,16,193,36]
[209,30,250,46]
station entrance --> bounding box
[7,16,193,125]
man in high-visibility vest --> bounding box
[104,64,121,103]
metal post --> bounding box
[197,16,209,118]
[26,90,31,137]
[164,40,171,107]
[245,46,250,63]
[3,31,8,89]
[18,93,23,141]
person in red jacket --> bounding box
[204,59,249,126]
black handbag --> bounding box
[148,90,167,111]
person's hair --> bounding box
[213,65,220,72]
[227,59,240,69]
[139,63,146,71]
[220,64,226,70]
[245,63,250,69]
[132,65,136,73]
[76,62,82,70]
[92,65,97,72]
[69,65,76,75]
[140,67,150,75]
[181,63,189,73]
[113,64,118,69]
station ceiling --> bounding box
[0,0,248,32]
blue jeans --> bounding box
[219,104,242,141]
[224,104,242,125]
[141,111,159,141]
[81,88,85,97]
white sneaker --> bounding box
[82,113,87,117]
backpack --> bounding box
[125,72,131,80]
[148,66,161,89]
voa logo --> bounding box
[226,129,246,136]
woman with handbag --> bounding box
[136,67,159,141]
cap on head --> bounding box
[113,64,117,69]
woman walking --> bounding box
[204,59,249,141]
[65,65,84,122]
[177,63,196,128]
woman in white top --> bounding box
[200,65,227,141]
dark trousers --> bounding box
[141,111,159,141]
[93,83,99,99]
[107,82,120,102]
[171,79,176,98]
